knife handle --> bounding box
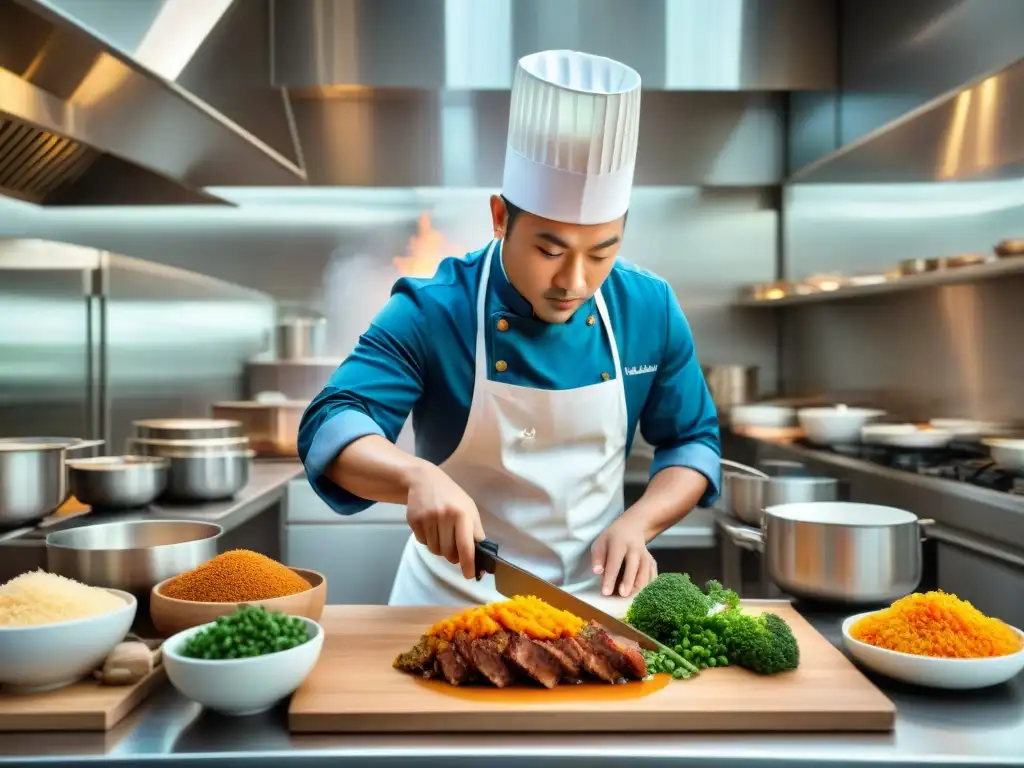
[475,538,499,575]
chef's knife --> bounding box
[475,538,661,652]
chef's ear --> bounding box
[489,194,508,240]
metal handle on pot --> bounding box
[714,509,765,552]
[720,458,770,479]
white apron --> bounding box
[388,239,628,606]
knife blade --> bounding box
[475,538,661,652]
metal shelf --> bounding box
[735,256,1024,308]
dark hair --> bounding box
[500,194,627,236]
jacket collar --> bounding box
[491,238,535,318]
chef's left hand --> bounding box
[591,517,658,598]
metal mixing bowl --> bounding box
[162,450,255,502]
[127,436,251,458]
[66,456,170,510]
[45,520,222,598]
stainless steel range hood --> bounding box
[0,0,307,206]
[789,55,1024,184]
[272,0,837,92]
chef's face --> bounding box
[490,195,625,324]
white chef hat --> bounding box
[502,50,642,226]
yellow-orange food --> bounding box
[426,595,585,641]
[161,550,311,603]
[850,591,1023,658]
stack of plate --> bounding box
[128,419,254,502]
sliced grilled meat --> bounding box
[507,633,562,688]
[456,631,515,688]
[579,621,647,681]
[605,633,648,680]
[393,635,440,677]
[395,622,650,687]
[538,638,582,680]
[435,641,474,685]
[567,635,622,683]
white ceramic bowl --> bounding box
[861,424,954,449]
[797,406,886,445]
[0,589,137,693]
[929,419,1012,438]
[163,616,324,716]
[730,404,797,429]
[842,611,1024,690]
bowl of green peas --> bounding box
[162,604,324,716]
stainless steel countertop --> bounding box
[0,460,304,548]
[1,608,1020,768]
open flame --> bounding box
[392,212,462,278]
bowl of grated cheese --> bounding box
[0,569,137,693]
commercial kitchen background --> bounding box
[1,1,1022,621]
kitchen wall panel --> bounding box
[778,179,1024,421]
[0,186,780,396]
[287,91,785,187]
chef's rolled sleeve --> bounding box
[639,283,722,507]
[298,285,428,515]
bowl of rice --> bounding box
[0,570,137,693]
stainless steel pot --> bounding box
[66,456,169,510]
[0,437,105,453]
[161,450,255,502]
[276,316,327,360]
[722,461,840,526]
[0,442,67,527]
[702,365,758,419]
[718,500,930,604]
[46,520,222,598]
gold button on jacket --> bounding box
[497,318,509,332]
[495,360,508,372]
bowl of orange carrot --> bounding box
[842,590,1024,690]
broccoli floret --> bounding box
[625,573,712,643]
[712,610,800,675]
[704,579,740,610]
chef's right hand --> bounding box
[405,462,484,579]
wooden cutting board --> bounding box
[0,666,166,732]
[288,601,895,733]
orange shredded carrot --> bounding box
[426,595,585,641]
[850,591,1023,658]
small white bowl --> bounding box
[797,406,886,445]
[162,615,324,716]
[842,611,1024,690]
[861,424,954,449]
[0,589,137,693]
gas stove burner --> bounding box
[804,439,1020,495]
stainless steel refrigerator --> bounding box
[0,239,276,452]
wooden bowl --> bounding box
[149,567,327,638]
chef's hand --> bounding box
[591,517,658,598]
[406,463,485,580]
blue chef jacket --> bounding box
[299,241,722,516]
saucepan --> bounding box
[719,459,841,527]
[0,438,105,528]
[716,462,930,604]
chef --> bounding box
[298,50,721,607]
